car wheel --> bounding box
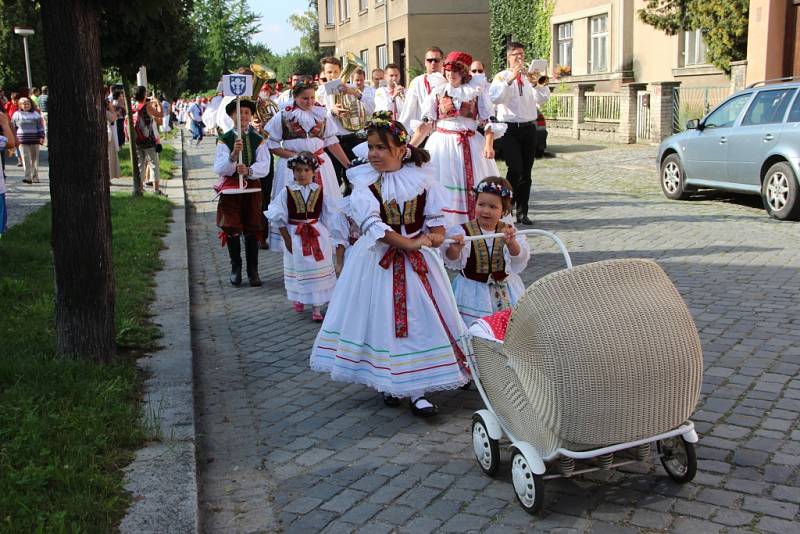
[660,154,691,200]
[762,162,800,221]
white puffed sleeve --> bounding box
[322,192,349,248]
[265,112,283,149]
[350,186,391,249]
[534,85,551,109]
[248,142,271,179]
[264,187,289,227]
[420,90,438,122]
[504,231,531,274]
[213,141,237,176]
[423,181,448,229]
[443,225,470,271]
[476,87,495,122]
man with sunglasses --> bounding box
[489,42,550,225]
[398,46,446,131]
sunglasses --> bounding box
[471,69,484,73]
[425,57,442,63]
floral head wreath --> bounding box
[287,152,320,171]
[293,78,317,92]
[365,111,409,145]
[475,180,513,199]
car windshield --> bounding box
[704,93,750,129]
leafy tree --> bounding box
[0,0,47,89]
[288,9,321,59]
[276,52,319,83]
[489,0,554,75]
[638,0,749,73]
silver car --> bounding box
[657,80,800,221]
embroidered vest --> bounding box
[281,108,327,140]
[437,93,478,120]
[462,220,507,283]
[369,179,427,235]
[220,128,263,170]
[286,186,323,221]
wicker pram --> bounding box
[467,253,703,514]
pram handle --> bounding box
[444,228,573,269]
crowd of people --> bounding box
[206,41,551,416]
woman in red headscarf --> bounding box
[412,51,502,226]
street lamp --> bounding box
[14,26,35,90]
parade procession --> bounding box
[3,0,800,532]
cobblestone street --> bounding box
[187,136,800,533]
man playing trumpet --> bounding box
[489,42,550,225]
[374,63,405,121]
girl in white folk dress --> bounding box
[310,112,471,417]
[411,51,502,227]
[444,177,530,327]
[265,77,351,248]
[266,152,347,322]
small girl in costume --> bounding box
[444,177,530,327]
[266,151,347,321]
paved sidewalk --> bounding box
[186,138,800,533]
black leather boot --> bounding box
[226,234,242,286]
[244,233,262,287]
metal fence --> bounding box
[584,92,621,122]
[541,93,574,121]
[672,86,731,132]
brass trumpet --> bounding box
[250,63,279,124]
[335,52,368,132]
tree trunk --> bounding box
[122,79,143,195]
[40,0,116,362]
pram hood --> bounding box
[472,258,703,455]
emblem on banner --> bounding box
[229,75,247,96]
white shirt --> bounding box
[489,70,551,123]
[356,85,376,116]
[318,83,373,135]
[374,87,405,119]
[188,102,203,122]
[212,127,271,179]
[276,90,293,109]
[398,72,446,130]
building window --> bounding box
[684,29,708,66]
[557,22,573,72]
[325,0,335,25]
[360,49,370,72]
[339,0,349,21]
[359,0,368,11]
[589,14,608,73]
[377,44,388,69]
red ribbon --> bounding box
[313,148,325,187]
[218,231,228,248]
[378,246,466,365]
[436,127,477,219]
[292,220,324,261]
[423,74,431,94]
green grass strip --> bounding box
[0,193,172,532]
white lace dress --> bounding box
[265,104,343,248]
[309,163,471,398]
[265,182,347,306]
[421,81,501,226]
[443,224,530,327]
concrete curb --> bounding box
[120,131,198,534]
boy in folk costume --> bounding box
[265,152,347,321]
[443,177,530,327]
[214,98,270,287]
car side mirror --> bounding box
[686,119,700,130]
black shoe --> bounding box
[244,233,262,287]
[226,234,242,286]
[515,210,522,224]
[519,215,533,226]
[382,393,401,407]
[410,397,438,417]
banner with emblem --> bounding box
[222,74,253,97]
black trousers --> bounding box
[501,122,537,216]
[328,133,360,192]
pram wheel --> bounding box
[657,435,697,484]
[472,414,500,476]
[511,449,544,514]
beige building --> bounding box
[549,0,730,91]
[318,0,492,85]
[745,0,800,85]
